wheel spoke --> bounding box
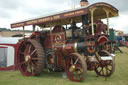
[75,65,82,69]
[99,67,103,73]
[30,64,34,73]
[32,62,36,66]
[109,62,113,66]
[25,68,28,73]
[102,67,105,76]
[25,64,29,73]
[76,66,83,74]
[26,44,31,54]
[31,65,34,74]
[19,51,24,55]
[75,71,79,80]
[74,58,79,65]
[22,42,27,47]
[31,58,40,60]
[106,67,110,71]
[105,66,109,76]
[30,49,37,56]
[28,63,32,72]
[32,61,37,66]
[71,59,73,65]
[28,45,32,54]
[24,44,29,55]
[20,61,27,65]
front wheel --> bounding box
[65,53,87,82]
[95,50,115,77]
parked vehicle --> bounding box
[116,34,128,47]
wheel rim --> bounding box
[65,53,87,82]
[18,39,45,76]
[95,50,115,77]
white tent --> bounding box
[0,37,22,71]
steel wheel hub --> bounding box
[69,65,75,73]
[25,55,31,61]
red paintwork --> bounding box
[126,42,128,47]
[55,52,65,68]
[54,42,76,55]
[32,32,41,35]
[97,35,108,45]
[43,32,52,48]
[0,47,8,48]
[52,32,65,44]
[64,43,76,54]
[52,25,65,33]
[43,27,66,49]
[0,65,16,71]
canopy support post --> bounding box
[91,10,94,35]
[50,25,53,48]
[106,12,110,35]
[23,26,25,38]
[33,25,36,32]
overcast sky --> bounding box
[0,0,128,33]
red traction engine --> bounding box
[11,2,118,82]
[17,25,115,82]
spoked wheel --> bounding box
[65,53,87,82]
[95,50,115,77]
[17,39,45,76]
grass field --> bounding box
[0,47,128,85]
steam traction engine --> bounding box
[11,2,118,82]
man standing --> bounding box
[80,0,89,35]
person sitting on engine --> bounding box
[95,20,107,34]
[52,25,65,33]
[69,21,81,39]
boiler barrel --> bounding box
[55,41,95,56]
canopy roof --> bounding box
[11,2,118,28]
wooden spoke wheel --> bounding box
[65,53,87,82]
[95,50,115,77]
[17,39,45,76]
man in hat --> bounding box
[80,0,89,35]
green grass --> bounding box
[0,47,128,85]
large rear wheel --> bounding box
[17,39,45,76]
[65,53,87,82]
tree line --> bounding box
[0,28,32,32]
